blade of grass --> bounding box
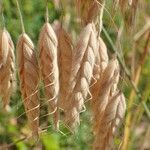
[121,31,150,150]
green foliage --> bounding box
[40,133,59,150]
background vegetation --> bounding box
[0,0,149,149]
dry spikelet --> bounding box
[54,23,73,110]
[17,33,39,137]
[98,37,109,71]
[93,91,126,150]
[116,93,126,128]
[0,29,9,67]
[90,36,109,122]
[64,23,97,129]
[76,0,100,25]
[110,59,120,96]
[92,58,126,150]
[0,29,16,109]
[92,59,119,135]
[91,36,108,82]
[90,0,107,106]
[39,23,59,130]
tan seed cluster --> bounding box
[0,1,127,148]
[39,23,60,130]
[76,0,101,25]
[17,33,39,137]
[54,22,73,111]
[64,23,97,129]
[92,59,126,150]
[0,29,16,110]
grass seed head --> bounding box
[17,33,39,137]
[39,23,59,130]
[54,22,73,110]
[64,23,97,129]
[0,29,16,109]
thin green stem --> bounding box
[60,0,64,26]
[97,1,105,37]
[2,11,5,29]
[45,0,49,22]
[15,0,25,33]
[0,1,5,28]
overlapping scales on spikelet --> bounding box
[93,92,126,150]
[54,23,73,110]
[92,59,126,150]
[93,59,119,134]
[76,0,101,25]
[91,37,109,110]
[64,23,97,129]
[17,33,39,137]
[39,23,59,129]
[0,29,16,109]
[0,29,9,67]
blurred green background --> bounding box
[0,0,149,149]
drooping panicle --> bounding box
[0,29,16,109]
[39,23,59,130]
[54,22,73,110]
[17,33,39,137]
[64,23,97,129]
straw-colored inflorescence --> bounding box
[17,33,39,137]
[91,37,108,99]
[90,0,107,115]
[39,23,59,129]
[76,0,100,25]
[0,29,16,109]
[92,59,126,150]
[54,23,73,110]
[93,91,126,150]
[91,37,109,122]
[64,23,97,129]
[92,59,119,134]
[0,30,9,67]
[98,37,109,72]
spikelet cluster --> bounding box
[92,59,126,150]
[54,22,73,110]
[0,1,127,147]
[76,0,100,25]
[17,33,39,137]
[64,23,97,129]
[0,29,16,109]
[91,37,109,103]
[39,23,59,129]
[75,1,126,148]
